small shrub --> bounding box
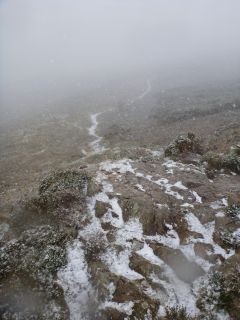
[226,203,240,219]
[197,265,240,318]
[165,133,203,158]
[164,306,199,320]
[39,170,91,196]
[223,152,240,174]
[204,152,223,170]
[84,231,108,262]
[220,229,240,249]
[204,149,240,174]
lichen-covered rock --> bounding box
[164,133,203,158]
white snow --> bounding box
[232,228,240,243]
[162,263,200,315]
[101,301,134,315]
[102,219,144,280]
[88,112,106,153]
[191,191,202,203]
[210,198,228,210]
[115,218,143,247]
[146,229,180,249]
[135,183,146,192]
[143,175,185,200]
[58,240,95,320]
[222,198,228,207]
[215,211,225,217]
[180,243,213,272]
[185,212,234,259]
[137,243,163,265]
[137,243,199,315]
[156,203,169,209]
[173,181,188,190]
[150,149,163,157]
[181,203,194,208]
[102,248,143,280]
[100,159,135,174]
[162,159,203,175]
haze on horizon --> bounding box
[1,0,240,117]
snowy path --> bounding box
[88,112,106,153]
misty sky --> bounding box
[1,0,240,103]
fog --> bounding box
[1,0,240,117]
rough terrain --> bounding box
[0,77,240,319]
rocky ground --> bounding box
[0,77,240,319]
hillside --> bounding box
[0,79,240,319]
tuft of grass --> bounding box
[39,169,91,195]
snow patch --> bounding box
[101,301,134,316]
[185,212,234,259]
[135,183,146,192]
[191,191,202,203]
[58,241,95,320]
[88,112,106,153]
[102,248,143,280]
[100,159,135,174]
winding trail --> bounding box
[87,79,152,154]
[57,79,157,319]
[88,112,106,153]
[126,79,152,106]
